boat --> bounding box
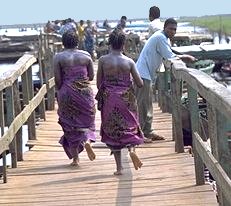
[2,34,39,42]
[0,35,39,62]
[0,41,34,52]
[187,59,215,75]
[172,43,231,60]
[172,32,213,46]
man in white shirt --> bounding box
[148,6,163,38]
[135,18,196,142]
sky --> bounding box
[1,0,231,25]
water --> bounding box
[0,63,39,167]
[0,27,42,36]
[0,125,29,166]
[0,63,40,83]
[0,26,43,167]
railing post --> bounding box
[215,111,231,205]
[46,47,55,110]
[187,84,205,185]
[27,67,36,140]
[43,34,55,111]
[170,71,184,152]
[158,70,170,113]
[5,86,17,168]
[164,69,171,113]
[207,103,224,204]
[0,90,7,183]
[13,81,23,161]
[37,32,46,120]
[157,72,164,110]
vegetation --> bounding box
[179,14,231,36]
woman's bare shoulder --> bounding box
[122,54,135,64]
[77,49,91,57]
[98,54,110,62]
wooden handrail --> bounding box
[0,32,58,183]
[162,58,231,205]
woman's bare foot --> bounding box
[70,158,79,166]
[70,161,79,166]
[129,151,143,170]
[85,142,96,161]
[114,170,123,175]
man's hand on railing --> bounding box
[177,54,197,63]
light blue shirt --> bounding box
[136,30,176,83]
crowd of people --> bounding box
[53,7,197,175]
[45,16,133,61]
[45,18,98,60]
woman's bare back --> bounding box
[97,52,143,88]
[101,52,133,76]
[57,49,92,68]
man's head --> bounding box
[121,16,127,21]
[149,6,160,21]
[79,20,84,25]
[164,18,177,39]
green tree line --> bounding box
[179,14,231,36]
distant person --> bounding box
[45,20,55,33]
[103,19,111,31]
[148,6,163,38]
[53,20,61,33]
[59,18,77,36]
[77,20,85,50]
[116,15,127,31]
[84,20,97,61]
[54,31,96,166]
[96,29,144,175]
[135,18,197,143]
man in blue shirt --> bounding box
[135,18,196,142]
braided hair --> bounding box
[108,29,126,50]
[62,31,79,49]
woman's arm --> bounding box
[87,57,94,81]
[130,60,143,88]
[53,55,62,90]
[96,57,103,89]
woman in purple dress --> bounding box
[54,31,96,166]
[96,29,144,175]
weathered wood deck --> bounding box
[0,63,218,206]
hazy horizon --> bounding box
[1,0,231,25]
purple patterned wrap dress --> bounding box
[96,73,144,151]
[57,65,96,159]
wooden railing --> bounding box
[160,59,231,206]
[0,32,61,183]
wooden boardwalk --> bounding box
[0,64,218,205]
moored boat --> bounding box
[0,34,39,62]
